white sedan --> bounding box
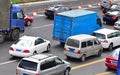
[9,35,51,57]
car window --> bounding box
[55,57,63,65]
[94,39,100,45]
[66,38,79,48]
[14,39,32,47]
[35,38,44,45]
[93,33,106,39]
[81,41,87,48]
[116,31,120,36]
[40,59,56,70]
[87,40,93,46]
[18,60,37,71]
[111,49,120,58]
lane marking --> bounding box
[0,60,17,66]
[31,24,53,29]
[71,58,105,70]
[96,71,113,75]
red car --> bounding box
[105,48,119,69]
[24,15,33,26]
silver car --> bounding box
[16,54,71,75]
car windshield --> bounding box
[48,5,60,11]
[110,4,117,9]
[93,33,106,39]
[107,10,119,15]
[111,49,120,58]
[18,59,38,71]
[14,39,32,47]
[66,38,79,48]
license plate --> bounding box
[106,16,111,19]
[16,49,21,52]
[23,73,29,75]
[69,48,74,52]
[47,12,51,14]
[118,24,120,26]
[111,60,118,64]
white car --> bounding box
[114,18,120,30]
[9,35,51,57]
[93,28,120,51]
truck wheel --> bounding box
[10,29,20,41]
[0,32,5,43]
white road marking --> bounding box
[0,60,17,66]
[31,24,53,29]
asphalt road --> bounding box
[0,0,118,75]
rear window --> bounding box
[93,33,106,39]
[66,38,79,48]
[18,60,38,71]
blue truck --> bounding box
[53,9,102,44]
[0,0,25,43]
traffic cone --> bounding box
[97,3,100,6]
[23,8,26,15]
[69,3,72,9]
[48,4,50,8]
[78,2,82,9]
[87,0,92,8]
[32,9,37,17]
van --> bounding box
[53,9,102,45]
[64,34,103,62]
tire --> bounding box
[0,32,5,43]
[27,21,31,26]
[60,42,65,46]
[64,68,70,75]
[81,55,86,62]
[47,44,51,52]
[97,50,102,57]
[10,29,20,41]
[108,44,113,51]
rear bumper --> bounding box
[105,62,117,69]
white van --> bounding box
[64,34,103,62]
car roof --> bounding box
[68,34,96,41]
[19,35,39,41]
[51,4,65,7]
[94,28,118,35]
[22,54,55,62]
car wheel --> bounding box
[108,44,113,51]
[97,50,102,57]
[81,55,86,62]
[47,44,51,52]
[64,68,70,75]
[27,21,31,26]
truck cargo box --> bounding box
[0,0,11,29]
[53,9,102,43]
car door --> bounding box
[86,40,94,57]
[34,38,47,53]
[114,31,120,46]
[53,57,66,75]
[40,58,57,75]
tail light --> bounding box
[77,50,80,54]
[35,73,40,75]
[64,47,67,51]
[23,50,30,53]
[9,47,14,51]
[106,57,111,63]
[112,15,117,19]
[101,40,108,43]
[16,69,18,74]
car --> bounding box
[24,15,33,26]
[16,54,71,75]
[64,34,103,61]
[105,48,120,69]
[44,4,71,19]
[9,35,51,57]
[102,3,120,13]
[93,28,120,51]
[100,0,112,9]
[114,17,120,30]
[103,10,120,24]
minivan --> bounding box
[64,34,103,62]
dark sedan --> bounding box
[44,4,71,19]
[103,10,120,25]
